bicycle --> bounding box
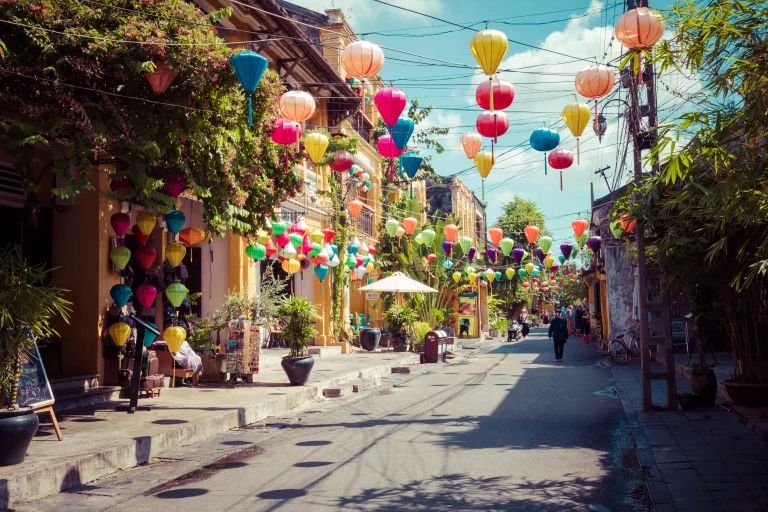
[608,330,640,365]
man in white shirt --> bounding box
[172,340,203,386]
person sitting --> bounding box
[459,318,470,338]
[172,340,203,386]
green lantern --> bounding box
[421,229,436,246]
[271,221,287,236]
[385,219,399,237]
[610,220,623,239]
[245,245,256,260]
[575,232,588,249]
[110,246,131,270]
[517,268,526,279]
[538,236,553,254]
[345,253,357,269]
[309,243,322,257]
[414,232,425,245]
[289,232,303,248]
[499,237,514,256]
[459,236,472,253]
[494,271,502,282]
[165,282,187,308]
[252,243,267,260]
[558,254,566,265]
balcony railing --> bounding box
[357,206,374,237]
[350,113,371,145]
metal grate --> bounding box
[0,162,26,208]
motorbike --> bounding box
[507,321,523,342]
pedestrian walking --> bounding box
[574,305,584,336]
[582,313,591,343]
[548,309,569,361]
[519,308,530,338]
[565,306,574,336]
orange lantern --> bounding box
[348,199,364,219]
[460,132,482,159]
[615,7,664,84]
[396,226,406,238]
[524,225,540,245]
[179,227,205,246]
[572,219,589,237]
[575,64,616,132]
[488,227,503,246]
[619,213,636,233]
[402,217,418,235]
[279,91,316,122]
[443,224,459,243]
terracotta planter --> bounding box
[723,379,768,407]
[689,369,717,408]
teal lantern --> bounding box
[165,282,188,308]
[165,209,186,235]
[143,322,159,348]
[558,254,566,265]
[110,284,132,308]
[494,271,502,282]
[517,268,526,279]
[442,259,454,270]
[348,243,359,256]
[230,50,269,127]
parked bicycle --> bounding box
[608,330,641,365]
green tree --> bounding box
[495,197,551,244]
[0,0,301,236]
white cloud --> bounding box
[285,0,444,30]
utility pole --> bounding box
[595,165,612,194]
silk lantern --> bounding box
[530,127,561,175]
[163,326,186,354]
[265,237,277,258]
[136,245,157,270]
[459,236,472,254]
[524,225,540,245]
[342,41,385,79]
[329,150,354,173]
[442,241,454,256]
[164,175,186,199]
[484,268,495,283]
[545,255,555,269]
[575,233,588,255]
[505,268,515,281]
[572,219,589,237]
[396,226,406,239]
[165,282,187,308]
[374,87,407,129]
[288,233,303,249]
[468,273,478,285]
[470,29,509,113]
[538,236,553,254]
[610,220,624,239]
[110,213,131,237]
[452,271,462,284]
[476,110,509,145]
[400,152,423,179]
[279,91,316,122]
[512,247,525,265]
[348,200,364,219]
[517,268,526,279]
[476,77,514,111]
[179,227,205,246]
[385,219,400,237]
[271,119,303,173]
[166,242,186,267]
[136,211,156,237]
[461,133,483,161]
[444,224,459,243]
[322,228,335,243]
[110,246,131,270]
[315,264,329,283]
[620,213,636,233]
[535,247,546,263]
[145,61,177,94]
[402,217,418,235]
[131,224,150,245]
[143,322,158,348]
[474,150,495,200]
[615,7,664,84]
[575,64,615,135]
[494,271,502,282]
[136,283,157,309]
[488,227,503,246]
[109,322,131,347]
[165,209,185,235]
[391,117,414,150]
[421,229,436,247]
[587,236,603,253]
[548,148,574,190]
[305,132,329,165]
[558,254,566,265]
[348,242,359,255]
[110,284,132,308]
[499,238,514,256]
[378,133,403,182]
[467,246,477,263]
[230,50,269,126]
[427,253,436,264]
[562,102,591,164]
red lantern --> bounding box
[427,253,437,264]
[377,134,403,182]
[476,77,514,111]
[476,110,509,143]
[132,224,150,245]
[110,213,131,237]
[145,61,178,94]
[374,87,407,128]
[523,282,530,289]
[547,148,574,191]
[368,244,376,255]
[109,178,131,192]
[329,151,354,172]
[322,228,336,243]
[164,176,186,198]
[136,245,157,270]
[271,119,302,173]
[265,237,277,258]
[136,284,157,309]
[620,213,636,233]
[572,219,589,237]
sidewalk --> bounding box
[613,362,768,511]
[0,350,419,510]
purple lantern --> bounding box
[560,243,573,260]
[467,246,477,263]
[441,241,454,256]
[586,236,602,253]
[535,247,546,263]
[512,247,525,265]
[486,247,498,265]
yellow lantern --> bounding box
[166,242,186,267]
[452,271,462,284]
[304,132,329,165]
[505,268,514,280]
[525,262,535,275]
[287,258,301,275]
[484,268,495,283]
[136,211,157,237]
[544,255,555,269]
[470,29,508,76]
[474,150,495,201]
[468,273,478,285]
[365,262,374,273]
[281,259,291,274]
[562,102,591,164]
[163,326,187,354]
[109,322,131,347]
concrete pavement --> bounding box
[16,328,649,511]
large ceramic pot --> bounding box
[689,369,717,408]
[281,356,315,386]
[723,380,768,407]
[677,393,699,411]
[360,328,381,352]
[0,407,39,466]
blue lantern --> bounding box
[529,127,560,175]
[230,50,269,127]
[165,209,186,235]
[314,264,329,283]
[143,322,158,348]
[391,117,414,150]
[110,284,132,308]
[329,244,338,256]
[348,243,359,256]
[400,152,423,180]
[442,259,454,270]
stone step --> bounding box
[392,367,411,374]
[50,374,100,394]
[322,384,354,398]
[309,345,343,357]
[53,386,122,412]
[352,377,381,393]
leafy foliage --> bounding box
[278,296,319,358]
[0,0,301,236]
[495,197,551,244]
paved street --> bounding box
[21,329,648,511]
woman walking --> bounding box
[548,309,569,362]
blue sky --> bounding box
[292,0,689,245]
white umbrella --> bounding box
[359,272,437,293]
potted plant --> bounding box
[278,296,319,386]
[385,304,417,352]
[411,321,431,353]
[0,246,71,466]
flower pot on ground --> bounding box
[392,335,409,352]
[360,328,381,352]
[689,367,717,408]
[277,296,319,386]
[380,332,392,348]
[723,380,768,407]
[384,304,417,353]
[677,392,699,411]
[0,246,71,466]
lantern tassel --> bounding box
[247,95,252,127]
[399,155,403,179]
[410,181,413,200]
[637,52,643,85]
[482,179,485,201]
[493,112,498,144]
[544,153,548,175]
[576,138,581,165]
[489,77,494,113]
[389,158,394,183]
[594,100,598,134]
[560,171,563,191]
[285,148,289,174]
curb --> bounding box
[612,368,675,510]
[0,353,419,510]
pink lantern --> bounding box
[328,151,354,173]
[110,213,131,237]
[476,110,510,143]
[374,87,407,128]
[378,133,404,182]
[276,233,290,248]
[270,119,302,173]
[356,256,364,267]
[164,176,186,198]
[301,236,313,254]
[135,284,157,309]
[289,221,305,235]
[547,148,574,191]
[476,78,515,111]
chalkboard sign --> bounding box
[17,344,55,408]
